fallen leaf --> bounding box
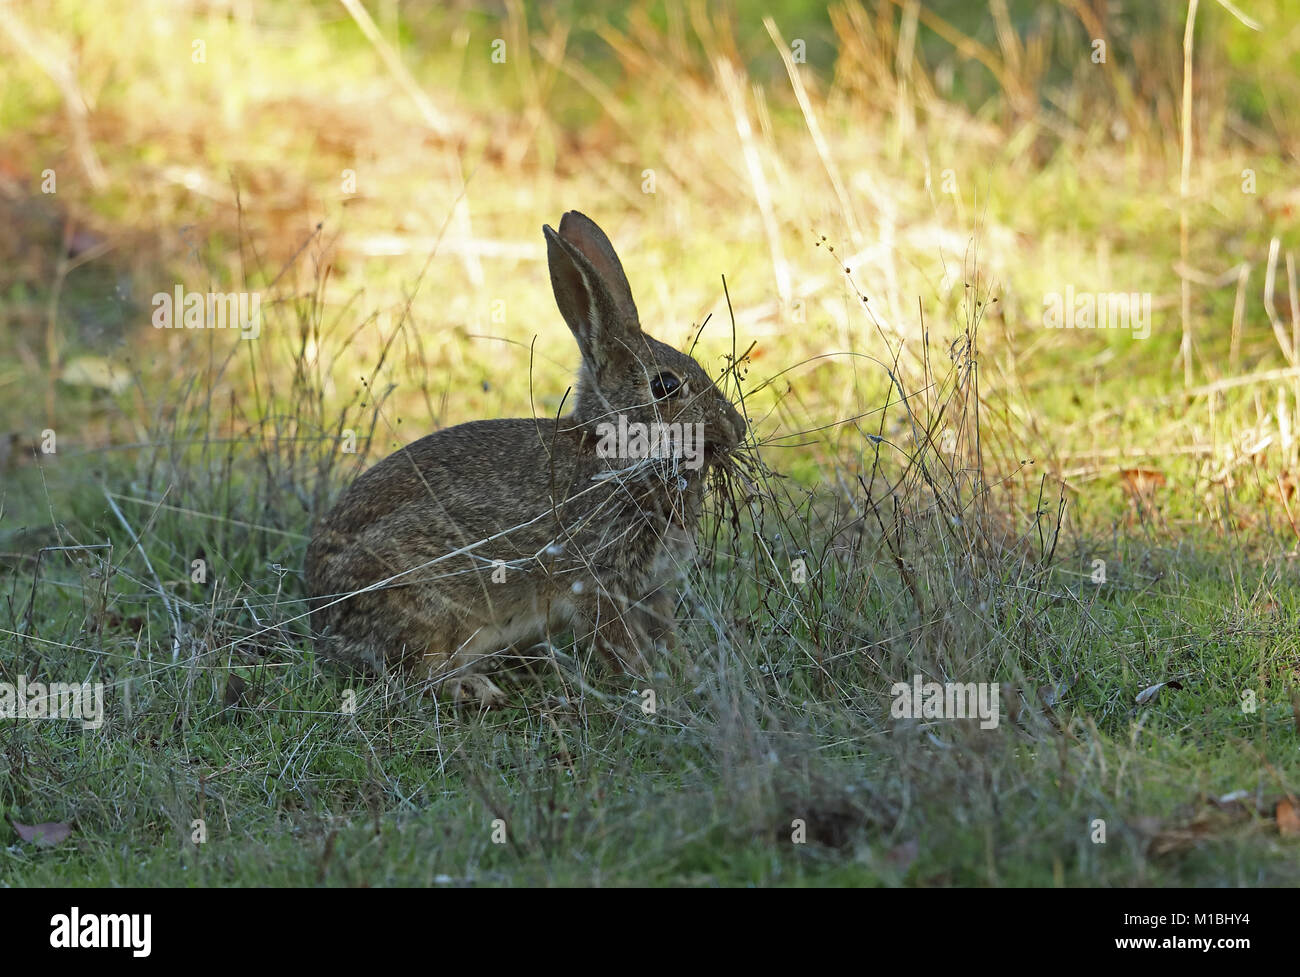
[1145,807,1244,857]
[1277,799,1300,837]
[1038,673,1079,710]
[9,819,73,847]
[1147,820,1214,857]
[1136,679,1184,706]
[1139,793,1283,857]
[224,673,248,708]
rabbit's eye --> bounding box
[650,372,682,399]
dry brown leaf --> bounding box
[1146,811,1230,857]
[1141,793,1281,857]
[1038,673,1079,710]
[224,672,248,708]
[1277,799,1300,836]
[10,818,73,847]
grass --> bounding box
[2,0,1299,886]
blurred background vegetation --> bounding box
[2,0,1297,527]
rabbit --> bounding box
[304,210,746,705]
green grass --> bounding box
[5,315,1297,886]
[2,0,1300,886]
[4,527,1297,886]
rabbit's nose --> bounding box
[723,401,747,446]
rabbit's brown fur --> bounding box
[305,211,745,704]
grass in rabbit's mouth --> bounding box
[2,0,1299,886]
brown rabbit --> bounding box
[304,211,746,704]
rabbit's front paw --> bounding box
[445,673,509,708]
[593,628,652,679]
[634,589,679,652]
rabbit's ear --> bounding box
[544,212,640,374]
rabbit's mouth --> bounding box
[706,401,747,456]
[702,435,741,464]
